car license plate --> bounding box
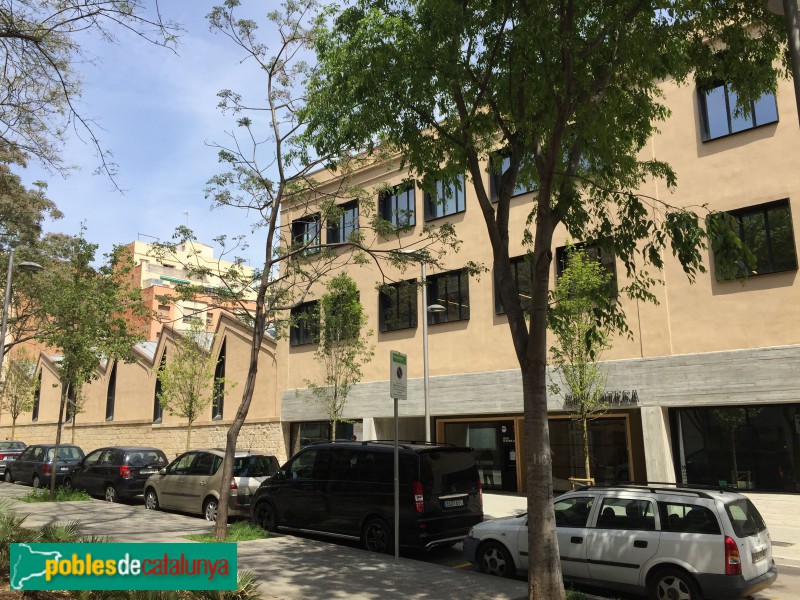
[59,466,69,471]
[443,498,465,508]
[752,549,767,563]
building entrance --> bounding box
[441,419,519,492]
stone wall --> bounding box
[2,419,289,464]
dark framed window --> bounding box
[212,338,226,420]
[379,185,415,228]
[555,243,618,297]
[713,199,797,279]
[31,371,41,422]
[153,350,165,423]
[427,270,470,324]
[105,361,117,421]
[327,200,359,244]
[495,254,534,314]
[379,280,418,332]
[698,82,778,141]
[291,213,321,254]
[490,154,537,201]
[425,175,466,220]
[289,301,319,346]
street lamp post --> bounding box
[0,247,44,376]
[420,261,445,443]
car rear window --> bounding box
[0,442,24,450]
[659,502,721,535]
[47,447,83,460]
[234,455,278,477]
[127,451,167,467]
[725,498,767,538]
[419,450,479,495]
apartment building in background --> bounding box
[123,239,257,341]
[279,73,800,495]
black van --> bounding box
[250,441,483,551]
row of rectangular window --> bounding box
[292,84,780,253]
[289,198,797,344]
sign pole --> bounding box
[394,395,399,564]
[389,350,407,566]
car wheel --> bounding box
[104,485,118,503]
[649,567,702,600]
[203,497,218,522]
[252,501,278,532]
[362,518,392,554]
[32,474,41,489]
[477,541,516,578]
[4,470,13,483]
[144,488,159,511]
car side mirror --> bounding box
[159,468,167,476]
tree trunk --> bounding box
[213,320,265,540]
[49,383,68,499]
[523,367,565,600]
[583,416,591,481]
[70,413,76,444]
[11,417,15,441]
[187,420,193,452]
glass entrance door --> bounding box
[442,420,518,492]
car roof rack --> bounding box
[573,480,737,500]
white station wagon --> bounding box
[464,484,777,600]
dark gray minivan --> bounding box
[250,441,483,552]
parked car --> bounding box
[143,449,279,521]
[0,441,26,476]
[250,440,484,552]
[464,483,777,600]
[63,446,168,502]
[4,444,84,488]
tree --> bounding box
[547,246,613,483]
[0,0,180,179]
[304,274,374,439]
[157,322,229,451]
[32,232,147,498]
[160,0,458,540]
[0,350,38,440]
[302,3,786,597]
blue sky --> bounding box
[20,1,270,268]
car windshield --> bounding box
[234,455,278,477]
[725,498,767,537]
[0,442,24,450]
[46,447,83,461]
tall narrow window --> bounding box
[289,301,319,346]
[153,350,166,423]
[212,339,226,420]
[379,185,416,228]
[425,175,466,220]
[65,384,76,423]
[698,82,778,141]
[105,361,117,421]
[495,255,534,314]
[379,280,418,332]
[291,213,321,255]
[31,371,41,421]
[427,270,470,324]
[327,200,359,244]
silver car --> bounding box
[143,449,279,521]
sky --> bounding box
[20,0,272,268]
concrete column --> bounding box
[640,406,676,483]
[362,418,377,441]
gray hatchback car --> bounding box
[143,449,279,521]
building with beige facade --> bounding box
[279,75,800,495]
